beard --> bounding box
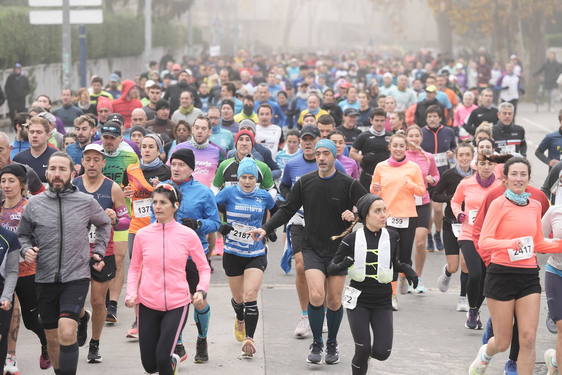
[48,177,72,192]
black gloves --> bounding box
[267,231,277,242]
[398,263,419,289]
[327,256,354,276]
[219,223,234,236]
[181,218,200,230]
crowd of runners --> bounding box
[0,47,562,375]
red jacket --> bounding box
[112,80,142,128]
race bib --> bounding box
[88,224,96,244]
[224,181,238,187]
[227,222,255,245]
[452,223,462,238]
[508,236,534,262]
[415,195,423,206]
[469,210,478,225]
[386,217,409,229]
[342,285,362,310]
[133,198,152,218]
[434,152,449,168]
[501,144,516,155]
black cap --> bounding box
[170,148,195,171]
[0,163,27,183]
[344,108,360,117]
[106,113,124,127]
[155,99,170,112]
[101,121,122,137]
[300,125,320,139]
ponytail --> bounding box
[331,216,360,241]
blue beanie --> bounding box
[237,157,259,179]
[315,139,337,157]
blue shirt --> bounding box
[66,142,86,165]
[255,99,286,128]
[281,154,347,190]
[215,186,275,257]
[10,140,30,159]
[418,91,452,109]
[537,130,562,163]
[0,226,20,280]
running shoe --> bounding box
[174,343,188,362]
[325,341,339,365]
[391,295,399,311]
[306,341,323,364]
[434,231,444,251]
[87,341,102,363]
[398,275,409,295]
[126,324,139,340]
[456,296,469,312]
[194,337,208,363]
[4,354,18,375]
[468,344,490,375]
[547,313,558,334]
[105,304,117,324]
[40,345,51,369]
[503,359,517,375]
[437,265,451,292]
[465,308,480,330]
[241,338,256,358]
[545,348,558,375]
[482,318,493,345]
[294,315,310,339]
[415,278,427,294]
[426,233,435,252]
[234,319,246,342]
[77,309,90,347]
[171,353,180,375]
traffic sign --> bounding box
[29,9,103,25]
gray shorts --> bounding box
[546,271,562,322]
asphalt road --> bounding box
[11,102,562,374]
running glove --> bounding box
[267,231,277,242]
[181,218,200,230]
[398,263,419,289]
[219,223,234,235]
[327,256,354,276]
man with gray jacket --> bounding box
[18,152,111,375]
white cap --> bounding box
[145,80,159,89]
[83,143,105,155]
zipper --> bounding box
[55,193,63,283]
[162,223,167,310]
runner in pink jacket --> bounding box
[125,183,210,375]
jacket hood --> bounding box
[120,80,137,99]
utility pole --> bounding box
[62,0,71,89]
[144,0,152,66]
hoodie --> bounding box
[112,80,142,128]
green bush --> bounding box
[0,6,186,69]
[546,33,562,47]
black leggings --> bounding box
[459,240,486,309]
[390,219,416,265]
[15,274,46,345]
[0,281,12,368]
[138,303,189,375]
[347,306,393,375]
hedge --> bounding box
[547,33,562,47]
[0,6,189,69]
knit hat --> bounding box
[130,126,147,137]
[237,157,259,179]
[239,119,256,134]
[96,96,113,112]
[356,194,382,222]
[235,129,255,147]
[144,133,164,152]
[170,148,195,171]
[0,163,27,183]
[315,139,337,157]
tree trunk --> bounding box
[434,7,453,56]
[521,6,546,100]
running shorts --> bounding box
[36,279,90,329]
[90,255,116,283]
[222,252,267,277]
[484,269,541,301]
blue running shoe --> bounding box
[503,359,517,375]
[482,318,493,344]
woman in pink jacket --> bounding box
[125,183,211,375]
[405,125,440,293]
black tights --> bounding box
[138,304,189,375]
[459,240,486,309]
[15,274,47,345]
[392,220,416,266]
[347,306,393,375]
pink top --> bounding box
[337,154,359,179]
[126,220,211,311]
[453,104,478,127]
[479,196,562,268]
[451,175,502,241]
[405,150,439,205]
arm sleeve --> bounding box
[212,161,226,190]
[126,233,143,302]
[428,156,440,185]
[188,234,211,292]
[16,203,35,254]
[406,166,426,196]
[263,179,304,234]
[535,135,550,165]
[0,250,20,303]
[259,163,275,190]
[114,206,131,231]
[199,192,221,235]
[90,198,112,256]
